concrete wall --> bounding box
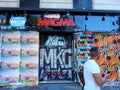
[0,83,120,90]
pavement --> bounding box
[0,82,120,90]
[0,83,82,90]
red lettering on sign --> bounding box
[82,32,94,34]
[37,18,75,27]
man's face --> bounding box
[97,51,101,60]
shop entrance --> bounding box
[39,33,73,82]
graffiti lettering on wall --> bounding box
[44,35,67,46]
[40,48,72,81]
[76,32,120,82]
[40,48,72,68]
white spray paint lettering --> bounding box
[40,48,72,68]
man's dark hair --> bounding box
[90,46,99,58]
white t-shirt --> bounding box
[84,60,100,90]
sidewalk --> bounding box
[0,83,81,90]
[0,83,120,90]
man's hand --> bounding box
[103,71,111,79]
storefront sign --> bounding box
[37,18,75,27]
[10,16,26,28]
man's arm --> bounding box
[93,72,111,86]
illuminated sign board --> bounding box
[10,16,26,28]
[38,18,75,27]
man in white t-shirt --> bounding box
[84,46,111,90]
